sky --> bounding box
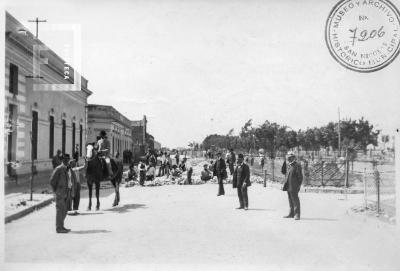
[5,0,400,148]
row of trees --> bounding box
[200,118,379,158]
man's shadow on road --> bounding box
[76,212,105,216]
[300,217,338,221]
[247,208,275,211]
[70,229,111,234]
[105,203,147,213]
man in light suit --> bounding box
[282,151,303,220]
[50,154,72,233]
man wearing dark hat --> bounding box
[213,151,227,196]
[50,154,72,233]
[233,153,251,210]
[282,151,303,220]
[98,130,113,177]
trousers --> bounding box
[55,195,68,230]
[67,184,81,211]
[287,191,300,217]
[237,185,248,208]
[217,176,225,195]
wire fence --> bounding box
[189,149,396,219]
[356,163,396,218]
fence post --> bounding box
[321,161,325,186]
[345,150,349,188]
[363,168,367,209]
[374,167,380,215]
[272,158,275,182]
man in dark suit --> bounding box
[282,151,303,220]
[232,153,251,210]
[50,154,72,233]
[52,149,62,169]
[213,151,227,196]
[226,148,236,175]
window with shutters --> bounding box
[79,124,83,156]
[62,119,66,154]
[9,63,19,95]
[72,122,76,155]
[32,111,38,160]
[49,116,54,158]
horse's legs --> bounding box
[112,181,119,207]
[95,181,100,210]
[87,182,92,211]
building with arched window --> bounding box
[5,12,92,175]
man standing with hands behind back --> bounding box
[50,154,72,233]
[282,151,303,220]
[233,153,251,210]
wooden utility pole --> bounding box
[28,17,47,38]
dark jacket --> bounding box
[283,161,303,192]
[226,152,236,165]
[232,163,251,188]
[69,167,80,197]
[52,155,62,169]
[50,164,69,199]
[213,158,227,178]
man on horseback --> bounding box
[97,130,114,178]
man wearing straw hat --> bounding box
[282,151,303,220]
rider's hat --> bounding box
[286,151,295,158]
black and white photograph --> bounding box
[1,0,400,270]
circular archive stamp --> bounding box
[325,0,400,72]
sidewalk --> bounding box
[5,192,54,223]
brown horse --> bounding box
[85,144,122,210]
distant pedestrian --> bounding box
[149,152,157,166]
[250,155,254,166]
[175,151,180,165]
[139,161,146,186]
[260,156,265,170]
[232,153,251,210]
[213,151,227,196]
[165,153,172,176]
[50,154,72,233]
[201,164,213,182]
[186,167,193,185]
[67,160,80,216]
[226,148,236,175]
[158,152,166,176]
[146,162,156,181]
[126,163,138,182]
[179,157,187,172]
[52,149,62,169]
[282,151,303,220]
[73,144,79,165]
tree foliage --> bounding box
[201,118,380,156]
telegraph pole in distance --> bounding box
[28,17,47,38]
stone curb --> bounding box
[5,197,54,224]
